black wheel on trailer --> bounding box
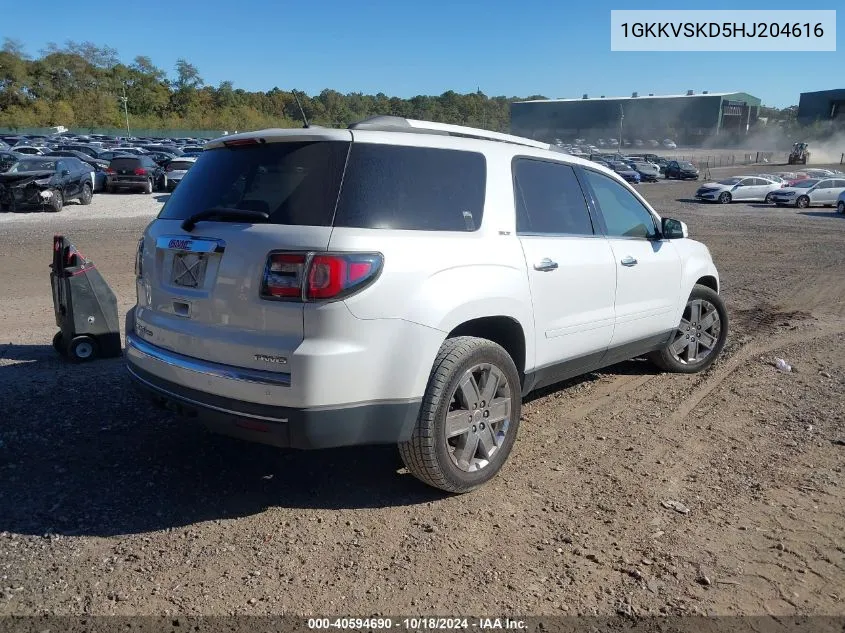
[52,331,67,356]
[68,335,99,363]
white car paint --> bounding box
[125,119,722,464]
[770,178,845,207]
[695,176,782,203]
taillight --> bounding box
[105,167,115,174]
[134,167,147,175]
[260,252,382,301]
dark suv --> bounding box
[664,160,699,180]
[105,156,165,193]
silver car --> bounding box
[164,157,197,191]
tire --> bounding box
[68,335,98,363]
[46,190,63,212]
[52,331,66,356]
[837,201,845,215]
[79,182,93,205]
[718,192,731,204]
[158,175,167,191]
[796,195,809,209]
[142,179,153,195]
[398,336,522,493]
[649,284,728,374]
[764,193,774,204]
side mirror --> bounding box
[662,217,688,239]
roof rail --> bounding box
[348,115,552,151]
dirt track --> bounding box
[1,166,844,619]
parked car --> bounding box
[662,139,677,149]
[695,176,783,204]
[769,177,845,208]
[755,174,788,187]
[633,139,644,147]
[125,116,727,493]
[46,149,110,192]
[0,151,21,173]
[664,160,699,180]
[13,146,46,156]
[180,145,205,156]
[163,157,197,190]
[104,155,165,193]
[0,156,94,212]
[647,139,660,147]
[632,162,660,183]
[608,161,641,184]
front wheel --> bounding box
[718,192,731,204]
[796,195,809,209]
[649,284,728,374]
[837,201,845,215]
[46,190,63,212]
[399,336,522,493]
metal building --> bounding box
[797,89,845,124]
[510,90,761,146]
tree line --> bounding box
[0,39,547,133]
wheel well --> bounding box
[448,317,526,378]
[696,275,718,293]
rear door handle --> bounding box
[534,258,559,272]
[620,256,638,267]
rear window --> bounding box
[158,141,349,226]
[158,141,487,231]
[169,161,195,170]
[110,157,141,170]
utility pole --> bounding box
[618,104,624,151]
[119,83,131,138]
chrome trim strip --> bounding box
[127,366,289,423]
[126,333,291,387]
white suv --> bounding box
[126,117,728,493]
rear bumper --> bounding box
[124,328,422,449]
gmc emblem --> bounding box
[168,239,192,250]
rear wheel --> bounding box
[79,182,93,205]
[650,285,728,374]
[142,179,153,195]
[399,336,522,493]
[52,331,67,356]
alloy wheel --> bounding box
[668,299,722,365]
[445,363,513,472]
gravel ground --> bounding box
[1,164,844,620]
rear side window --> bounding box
[334,144,486,231]
[158,141,350,226]
[513,158,594,235]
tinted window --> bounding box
[159,141,349,226]
[513,159,593,235]
[583,169,657,239]
[110,157,141,170]
[835,180,845,188]
[169,161,195,170]
[334,144,486,231]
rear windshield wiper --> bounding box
[180,207,269,232]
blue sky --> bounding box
[3,0,841,107]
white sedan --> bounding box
[769,177,845,208]
[695,176,783,204]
